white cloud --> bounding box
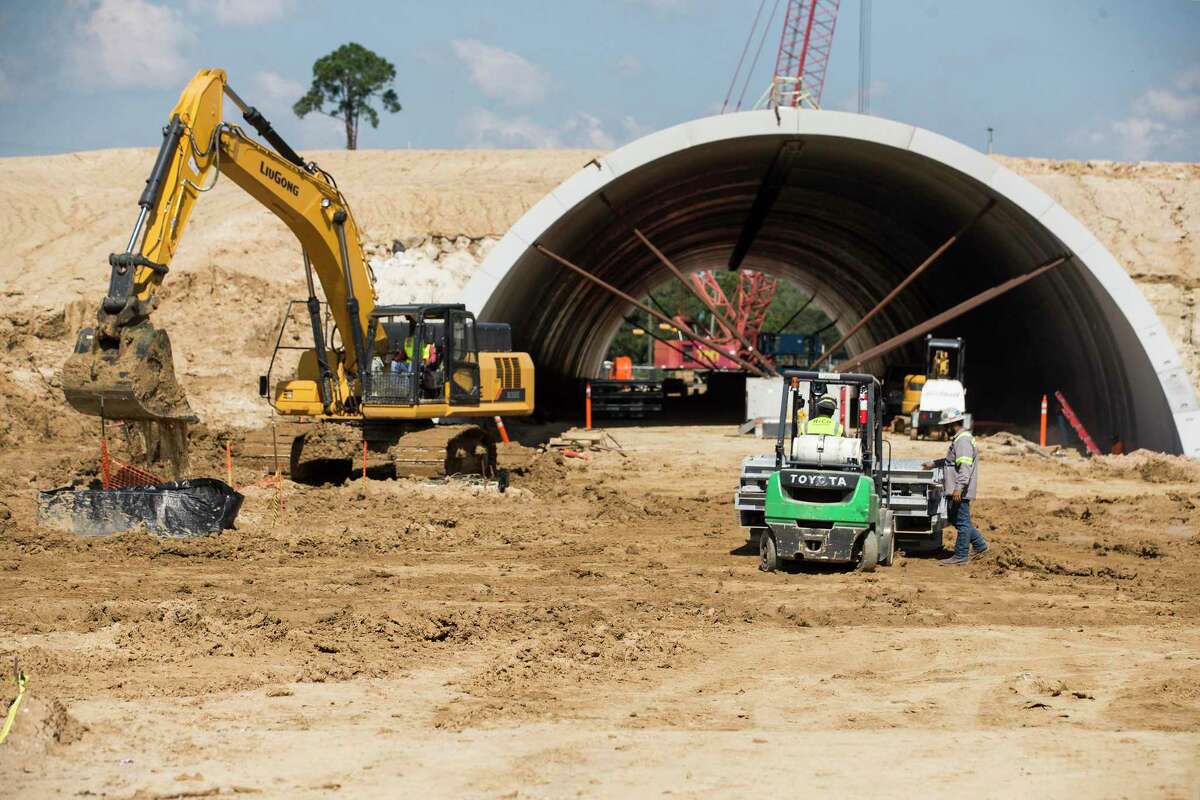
[616,54,643,79]
[1137,88,1200,121]
[73,0,190,88]
[562,112,616,148]
[462,109,560,148]
[462,109,625,149]
[188,0,291,26]
[255,70,304,101]
[1082,65,1200,161]
[1111,116,1169,161]
[451,39,550,107]
[1129,66,1200,122]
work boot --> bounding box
[939,555,969,566]
[970,545,991,560]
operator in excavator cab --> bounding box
[386,316,421,374]
[802,393,844,436]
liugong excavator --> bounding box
[62,68,534,478]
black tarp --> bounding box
[38,479,244,538]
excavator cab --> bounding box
[364,304,482,408]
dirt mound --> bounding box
[1089,449,1200,483]
[510,448,572,494]
[988,543,1137,580]
[0,690,86,768]
[0,372,91,451]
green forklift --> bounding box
[757,370,896,572]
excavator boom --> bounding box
[63,68,380,423]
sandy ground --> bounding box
[0,424,1198,798]
[0,146,1197,796]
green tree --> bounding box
[294,43,402,150]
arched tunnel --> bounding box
[463,110,1199,456]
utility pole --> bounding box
[858,0,872,114]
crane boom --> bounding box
[773,0,841,108]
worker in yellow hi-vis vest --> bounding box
[802,393,844,436]
[403,334,431,364]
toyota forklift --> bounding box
[755,370,897,572]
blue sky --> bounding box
[0,0,1197,160]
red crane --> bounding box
[773,0,842,108]
[697,0,842,368]
[688,270,779,368]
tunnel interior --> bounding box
[471,123,1187,454]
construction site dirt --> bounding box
[0,149,1198,796]
[1,423,1198,797]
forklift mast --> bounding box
[772,369,885,481]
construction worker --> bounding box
[922,408,987,565]
[402,317,432,366]
[802,393,844,436]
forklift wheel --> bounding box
[879,513,896,567]
[879,529,895,567]
[856,532,879,573]
[759,531,779,573]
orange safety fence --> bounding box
[99,436,163,490]
[97,426,287,524]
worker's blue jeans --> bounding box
[949,500,987,559]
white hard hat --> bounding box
[938,408,966,425]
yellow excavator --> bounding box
[62,68,534,478]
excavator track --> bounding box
[387,424,498,479]
[288,422,507,482]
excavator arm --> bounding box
[64,68,383,421]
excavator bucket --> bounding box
[61,323,197,422]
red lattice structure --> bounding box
[774,0,842,108]
[737,270,778,345]
[100,436,163,490]
[690,270,780,368]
